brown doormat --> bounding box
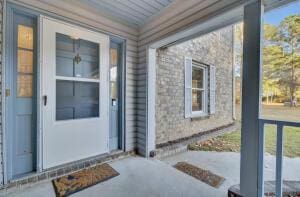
[174,162,225,188]
[52,163,119,197]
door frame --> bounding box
[2,2,127,184]
[109,37,126,151]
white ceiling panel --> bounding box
[76,0,176,27]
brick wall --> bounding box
[156,26,234,145]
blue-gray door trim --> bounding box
[4,5,38,180]
[109,37,125,151]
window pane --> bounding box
[18,25,33,49]
[56,80,99,121]
[192,89,203,111]
[110,67,117,82]
[110,48,118,66]
[17,74,33,97]
[111,82,118,99]
[18,50,33,73]
[192,66,204,89]
[56,33,99,79]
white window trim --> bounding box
[191,62,209,118]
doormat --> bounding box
[174,162,225,188]
[52,163,119,197]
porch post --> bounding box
[240,1,264,197]
[146,47,156,157]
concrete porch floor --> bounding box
[1,151,300,197]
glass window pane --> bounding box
[110,67,117,82]
[56,33,76,77]
[75,59,99,79]
[192,89,203,111]
[192,66,204,89]
[110,48,118,66]
[18,50,33,73]
[18,25,33,49]
[111,82,118,99]
[56,80,99,121]
[56,33,99,79]
[17,74,33,97]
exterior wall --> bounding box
[155,27,234,145]
[137,0,247,156]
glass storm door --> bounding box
[41,17,109,169]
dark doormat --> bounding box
[174,162,225,188]
[52,163,119,197]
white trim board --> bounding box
[2,0,8,185]
[148,0,296,49]
[146,47,156,156]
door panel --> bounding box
[15,115,33,175]
[41,17,109,169]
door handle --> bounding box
[5,89,10,97]
[43,95,47,106]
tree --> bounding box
[234,15,300,105]
[234,23,243,104]
[263,15,300,104]
[263,45,285,102]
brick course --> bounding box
[0,150,135,193]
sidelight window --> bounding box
[17,25,34,97]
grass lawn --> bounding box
[188,105,300,158]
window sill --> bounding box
[190,113,209,120]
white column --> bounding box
[240,1,264,197]
[146,47,156,157]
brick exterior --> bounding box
[156,26,234,145]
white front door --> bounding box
[41,17,109,169]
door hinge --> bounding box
[5,89,10,97]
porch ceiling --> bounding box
[76,0,176,28]
[52,0,295,35]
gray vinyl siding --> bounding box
[0,0,139,181]
[136,0,247,156]
[0,0,3,185]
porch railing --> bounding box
[259,119,300,197]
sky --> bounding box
[264,0,300,25]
